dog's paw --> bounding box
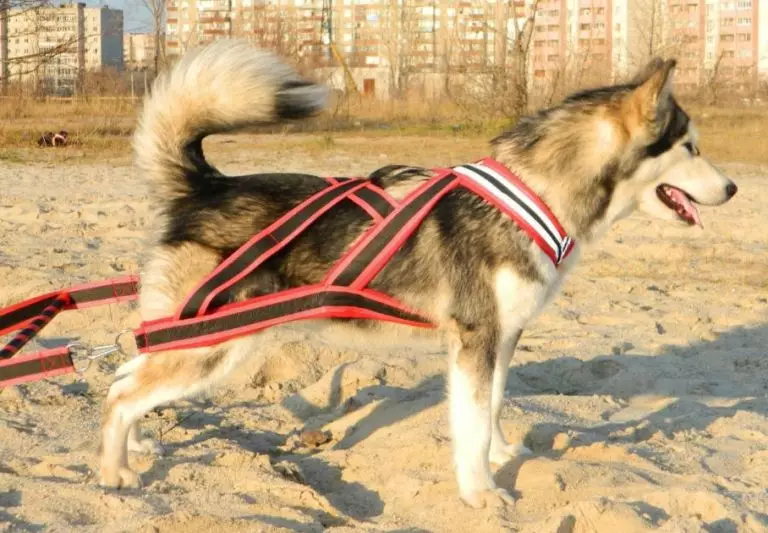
[460,487,516,509]
[489,442,532,466]
[128,437,165,456]
[99,467,143,489]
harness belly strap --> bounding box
[133,159,575,354]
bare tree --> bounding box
[625,0,671,73]
[0,0,9,93]
[1,0,85,95]
[142,0,165,74]
[380,1,420,99]
[701,49,726,105]
[446,0,539,122]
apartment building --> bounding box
[84,6,123,72]
[0,3,123,94]
[166,0,532,97]
[167,1,522,69]
[697,0,761,90]
[164,0,766,96]
[124,32,155,70]
[532,0,641,85]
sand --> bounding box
[0,136,766,533]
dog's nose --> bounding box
[725,182,738,198]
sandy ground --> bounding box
[0,136,766,533]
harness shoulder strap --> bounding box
[453,159,574,265]
[325,170,460,288]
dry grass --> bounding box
[0,96,135,163]
[687,104,768,165]
[0,94,766,166]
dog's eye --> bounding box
[682,142,699,156]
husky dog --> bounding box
[100,40,737,508]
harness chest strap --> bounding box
[133,159,575,354]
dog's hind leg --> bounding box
[99,337,258,489]
[126,421,165,455]
[448,321,515,509]
[488,330,532,465]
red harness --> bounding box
[0,158,574,386]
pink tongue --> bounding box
[668,187,702,227]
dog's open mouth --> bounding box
[656,184,702,227]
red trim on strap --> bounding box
[459,177,559,265]
[348,191,383,222]
[179,180,369,319]
[0,293,71,359]
[478,157,569,239]
[368,183,398,207]
[136,285,433,354]
[0,275,139,336]
[0,347,75,388]
[350,173,461,290]
[323,169,459,286]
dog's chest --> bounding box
[493,247,579,338]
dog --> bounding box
[37,130,69,147]
[99,40,737,508]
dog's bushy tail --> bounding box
[134,39,328,200]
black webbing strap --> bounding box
[0,294,70,359]
[177,179,368,319]
[0,348,75,387]
[353,186,395,219]
[137,287,430,353]
[327,172,459,287]
[0,277,138,336]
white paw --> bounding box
[99,467,143,489]
[128,437,165,456]
[489,442,532,466]
[461,486,516,509]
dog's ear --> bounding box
[625,59,676,136]
[629,57,667,85]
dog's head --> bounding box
[492,58,737,240]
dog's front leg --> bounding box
[489,330,532,465]
[449,321,515,508]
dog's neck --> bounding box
[489,149,622,244]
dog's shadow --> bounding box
[139,323,768,522]
[138,398,386,520]
[514,323,768,454]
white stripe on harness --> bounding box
[453,162,571,265]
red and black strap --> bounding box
[325,170,460,288]
[0,276,138,388]
[136,286,432,354]
[176,179,370,320]
[135,172,439,354]
[0,347,76,387]
[0,276,139,336]
[326,177,396,221]
[177,178,399,320]
[0,294,70,359]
